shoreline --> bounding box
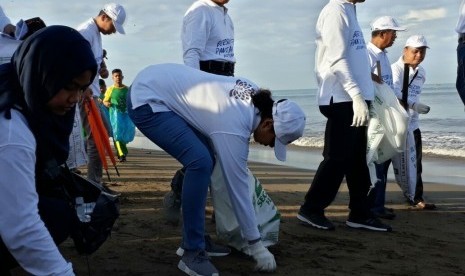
[131,136,465,187]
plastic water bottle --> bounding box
[75,197,91,222]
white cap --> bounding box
[371,16,406,31]
[405,35,429,48]
[103,3,126,34]
[272,99,306,161]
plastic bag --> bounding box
[367,82,409,185]
[391,129,417,202]
[210,163,280,252]
[56,167,120,255]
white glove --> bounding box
[248,241,277,272]
[351,94,369,127]
[412,102,430,114]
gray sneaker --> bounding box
[176,235,231,257]
[178,250,219,276]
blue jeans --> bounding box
[128,101,214,251]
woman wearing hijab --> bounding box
[0,26,97,275]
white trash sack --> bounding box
[366,82,409,185]
[391,129,417,202]
[210,162,280,253]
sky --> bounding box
[2,0,462,90]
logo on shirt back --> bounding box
[229,79,255,101]
[350,31,366,50]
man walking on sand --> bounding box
[297,0,391,232]
[76,3,126,184]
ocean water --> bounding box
[131,83,465,185]
[274,83,465,159]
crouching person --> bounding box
[0,26,97,275]
[128,63,306,275]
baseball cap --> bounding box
[371,16,406,31]
[405,35,429,48]
[272,99,306,161]
[103,3,126,34]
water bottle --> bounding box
[75,197,91,222]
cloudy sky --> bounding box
[2,0,461,90]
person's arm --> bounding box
[103,86,112,107]
[321,7,363,99]
[391,62,411,106]
[182,7,209,68]
[0,118,73,275]
[210,133,276,272]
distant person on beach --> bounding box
[76,3,126,184]
[456,0,465,106]
[0,25,97,276]
[391,35,436,210]
[103,68,134,162]
[128,63,305,275]
[366,15,406,220]
[297,0,392,232]
[182,0,235,76]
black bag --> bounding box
[55,167,120,255]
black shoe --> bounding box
[297,211,335,230]
[346,215,392,232]
[373,209,396,220]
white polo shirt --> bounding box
[391,56,426,131]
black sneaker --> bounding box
[297,211,335,230]
[346,216,392,232]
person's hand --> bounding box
[248,241,277,272]
[412,102,430,114]
[103,101,111,108]
[82,88,93,101]
[371,73,383,84]
[351,94,369,127]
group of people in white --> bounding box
[1,0,461,276]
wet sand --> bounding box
[12,148,465,276]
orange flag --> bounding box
[84,98,120,180]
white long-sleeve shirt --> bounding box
[391,56,426,131]
[130,63,261,240]
[0,110,74,276]
[456,0,465,33]
[182,0,235,69]
[76,18,103,97]
[315,0,373,105]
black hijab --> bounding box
[0,25,97,175]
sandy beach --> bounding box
[11,148,465,276]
